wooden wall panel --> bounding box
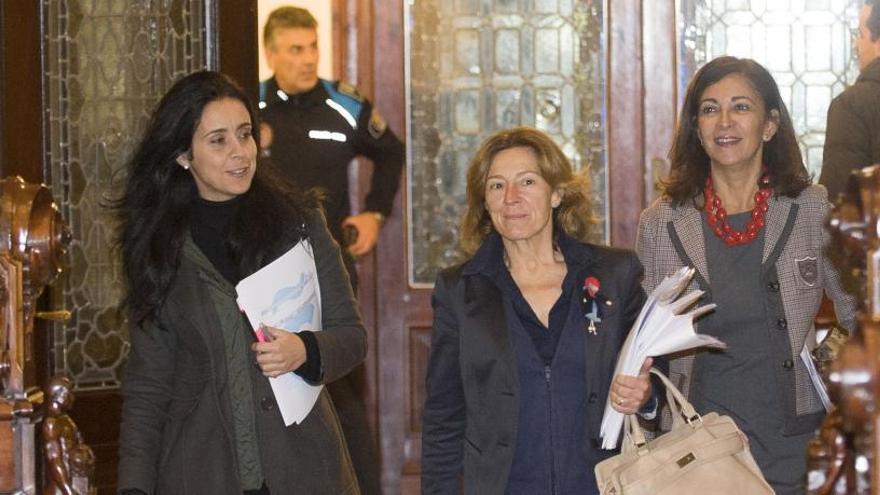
[68,391,121,495]
[642,1,678,203]
[0,424,13,491]
[408,327,431,436]
[0,0,44,182]
[607,1,645,248]
[217,0,259,103]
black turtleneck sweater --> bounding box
[191,196,240,283]
[189,196,322,382]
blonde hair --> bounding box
[460,127,597,255]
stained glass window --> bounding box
[43,0,210,388]
[678,0,861,178]
[407,0,607,285]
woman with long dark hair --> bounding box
[115,70,364,495]
[637,56,857,494]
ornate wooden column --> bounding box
[809,165,880,494]
[0,176,70,494]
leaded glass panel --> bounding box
[678,0,861,178]
[43,0,209,389]
[407,0,607,285]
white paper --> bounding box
[800,343,833,413]
[600,267,724,449]
[236,240,323,426]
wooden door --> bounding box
[358,1,662,493]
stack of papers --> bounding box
[599,266,724,449]
[236,241,323,426]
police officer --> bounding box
[260,7,404,495]
[260,7,404,286]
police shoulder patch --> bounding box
[337,81,363,101]
[368,108,388,139]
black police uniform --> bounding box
[260,77,404,284]
[260,78,404,495]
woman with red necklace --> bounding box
[636,56,857,494]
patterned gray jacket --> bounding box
[636,184,857,435]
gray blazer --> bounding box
[636,184,856,434]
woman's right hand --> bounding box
[609,357,654,415]
[251,326,307,377]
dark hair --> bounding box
[114,70,316,327]
[460,127,597,254]
[263,6,317,48]
[664,56,810,205]
[867,0,880,41]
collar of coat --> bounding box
[261,77,327,108]
[663,186,822,286]
[858,57,880,84]
[461,228,596,279]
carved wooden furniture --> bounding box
[808,165,880,494]
[0,176,71,494]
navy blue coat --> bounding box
[421,233,645,494]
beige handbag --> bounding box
[595,369,774,494]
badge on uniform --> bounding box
[368,108,388,139]
[582,276,606,335]
[337,81,363,100]
[794,256,818,287]
[259,122,274,156]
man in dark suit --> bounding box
[819,0,880,199]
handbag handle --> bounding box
[623,368,703,453]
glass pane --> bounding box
[495,29,521,73]
[407,0,607,285]
[678,0,861,179]
[44,0,209,389]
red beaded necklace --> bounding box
[704,172,771,246]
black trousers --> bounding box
[334,239,381,494]
[327,363,381,495]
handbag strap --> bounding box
[623,368,703,453]
[649,368,700,421]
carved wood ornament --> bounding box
[808,166,880,494]
[0,176,73,494]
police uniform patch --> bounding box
[795,256,818,287]
[337,81,363,101]
[259,122,274,149]
[368,108,388,139]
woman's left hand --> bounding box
[610,357,653,415]
[251,326,307,378]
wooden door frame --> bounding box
[0,1,45,183]
[362,1,674,493]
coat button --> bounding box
[782,360,794,370]
[588,393,598,404]
[767,281,780,291]
[260,396,274,411]
[777,318,788,330]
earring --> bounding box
[182,163,190,170]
